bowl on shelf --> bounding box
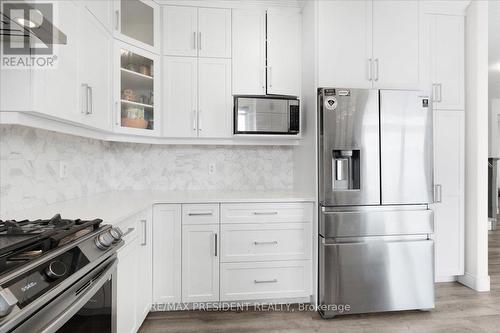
[121,118,148,129]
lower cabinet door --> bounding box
[136,214,153,321]
[182,224,220,302]
[220,260,312,301]
[116,236,140,333]
[152,204,182,304]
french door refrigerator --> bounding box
[318,88,435,318]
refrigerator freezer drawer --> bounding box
[319,238,435,318]
[320,208,434,238]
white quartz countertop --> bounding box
[1,190,315,225]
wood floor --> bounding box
[140,228,500,333]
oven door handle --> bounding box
[40,259,117,333]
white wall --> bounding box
[458,0,490,292]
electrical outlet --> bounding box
[208,163,216,175]
[59,161,68,179]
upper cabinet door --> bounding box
[83,0,113,32]
[431,14,464,110]
[198,58,231,138]
[115,0,160,53]
[78,7,112,131]
[267,8,301,96]
[163,6,198,57]
[164,57,198,138]
[372,1,420,89]
[198,8,232,58]
[232,9,266,95]
[317,0,372,89]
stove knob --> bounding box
[95,232,114,250]
[45,260,67,280]
[0,288,17,318]
[109,227,123,242]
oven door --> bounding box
[12,257,117,333]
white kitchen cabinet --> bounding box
[182,223,220,303]
[31,1,79,122]
[317,0,372,89]
[137,212,153,322]
[116,214,141,333]
[198,8,232,58]
[114,0,160,54]
[232,9,266,95]
[266,8,301,96]
[83,0,113,32]
[372,0,420,89]
[163,6,198,57]
[163,58,230,138]
[152,204,182,304]
[220,260,312,301]
[317,0,420,90]
[163,6,231,58]
[198,58,232,138]
[221,223,312,262]
[116,234,140,333]
[163,57,198,138]
[430,14,465,110]
[115,41,160,136]
[433,110,464,279]
[116,210,152,332]
[78,6,112,131]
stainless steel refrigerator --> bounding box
[318,88,435,318]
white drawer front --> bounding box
[220,260,312,301]
[221,223,311,262]
[182,204,219,225]
[221,203,313,224]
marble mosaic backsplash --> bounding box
[0,125,293,215]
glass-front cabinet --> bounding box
[115,42,159,135]
[114,0,160,53]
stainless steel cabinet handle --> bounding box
[87,86,93,115]
[115,101,120,125]
[368,58,372,81]
[438,83,443,102]
[81,84,88,114]
[192,110,197,131]
[198,32,202,50]
[188,212,213,216]
[141,219,147,246]
[254,279,277,284]
[253,241,278,245]
[432,84,437,102]
[193,31,197,50]
[115,10,119,31]
[374,59,379,82]
[435,184,442,203]
[214,233,218,257]
[198,110,202,132]
[253,211,278,216]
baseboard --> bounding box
[435,276,458,283]
[458,272,491,291]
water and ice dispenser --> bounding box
[332,150,360,190]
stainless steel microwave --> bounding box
[233,96,300,135]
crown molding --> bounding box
[156,0,302,9]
